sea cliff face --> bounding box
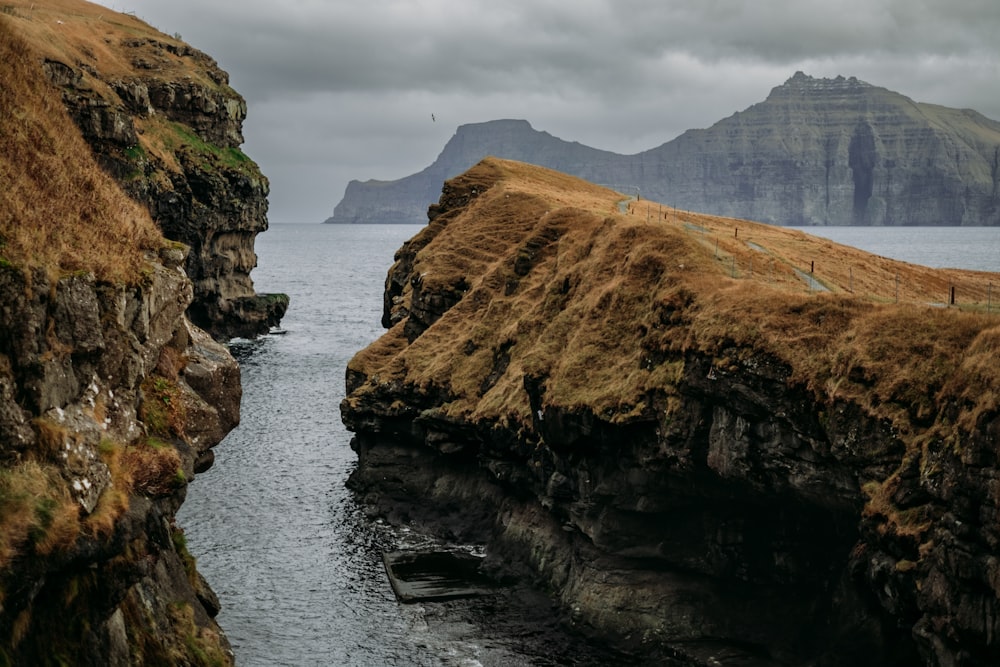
[0,4,264,662]
[0,255,238,665]
[37,6,287,339]
[327,74,1000,227]
[342,158,1000,666]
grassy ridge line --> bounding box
[0,14,163,284]
[349,157,1000,445]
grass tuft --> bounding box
[0,461,80,568]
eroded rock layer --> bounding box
[342,158,1000,666]
[0,254,239,665]
[32,3,287,338]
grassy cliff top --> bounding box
[348,157,1000,445]
[2,0,218,84]
[0,13,163,283]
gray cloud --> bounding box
[99,1,1000,222]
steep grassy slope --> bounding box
[1,0,287,339]
[0,14,163,282]
[351,158,998,434]
[0,7,240,663]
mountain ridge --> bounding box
[327,72,1000,226]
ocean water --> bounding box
[792,226,1000,272]
[178,223,999,666]
[176,223,637,667]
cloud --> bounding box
[97,0,1000,222]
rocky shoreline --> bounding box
[342,158,1000,666]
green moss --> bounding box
[166,122,259,174]
[124,144,146,161]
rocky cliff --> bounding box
[22,0,287,339]
[342,158,1000,666]
[327,73,1000,227]
[0,6,251,663]
[638,72,1000,226]
[0,259,239,666]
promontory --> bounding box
[342,157,1000,666]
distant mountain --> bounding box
[326,73,1000,226]
[326,119,622,224]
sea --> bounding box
[177,223,1000,666]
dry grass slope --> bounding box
[0,11,163,283]
[350,158,1000,449]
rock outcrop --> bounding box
[327,73,1000,227]
[34,2,287,339]
[342,158,1000,666]
[0,4,257,663]
[0,256,239,665]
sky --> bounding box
[92,0,1000,223]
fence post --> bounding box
[950,285,956,306]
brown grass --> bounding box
[1,0,211,83]
[348,158,1000,444]
[121,439,184,497]
[0,14,164,283]
[0,461,80,569]
[80,439,130,538]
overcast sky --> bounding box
[94,0,1000,223]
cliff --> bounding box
[13,0,287,339]
[0,8,245,664]
[327,73,1000,227]
[342,158,1000,666]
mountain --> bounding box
[326,73,1000,226]
[326,119,622,224]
